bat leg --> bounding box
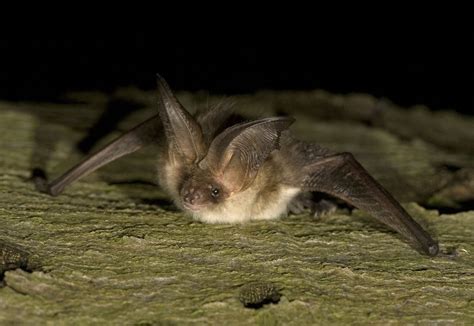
[31,168,49,193]
[288,192,312,215]
[312,199,337,218]
[287,192,337,217]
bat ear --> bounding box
[201,117,294,193]
[156,74,206,163]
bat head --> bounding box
[175,116,293,215]
[156,75,294,217]
[179,170,230,212]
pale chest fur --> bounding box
[191,185,301,224]
[158,151,301,224]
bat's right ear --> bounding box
[201,117,294,193]
[156,74,206,163]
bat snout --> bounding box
[183,192,201,205]
[182,188,208,210]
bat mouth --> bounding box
[182,202,206,211]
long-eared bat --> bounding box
[35,75,439,256]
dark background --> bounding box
[1,31,472,114]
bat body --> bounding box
[37,75,439,256]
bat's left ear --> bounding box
[201,117,294,193]
[156,74,206,163]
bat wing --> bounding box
[38,75,205,196]
[293,151,439,256]
[37,115,161,196]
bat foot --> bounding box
[288,193,337,218]
[30,168,56,196]
[312,199,337,219]
[31,168,49,193]
[288,192,314,215]
[428,243,439,256]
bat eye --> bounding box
[211,188,220,198]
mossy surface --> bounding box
[0,90,473,324]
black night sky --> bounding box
[1,30,472,115]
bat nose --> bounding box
[183,190,202,205]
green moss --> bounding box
[0,91,473,324]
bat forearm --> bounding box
[41,115,161,196]
[300,152,439,256]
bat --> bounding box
[35,75,439,256]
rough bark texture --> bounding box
[0,89,473,324]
